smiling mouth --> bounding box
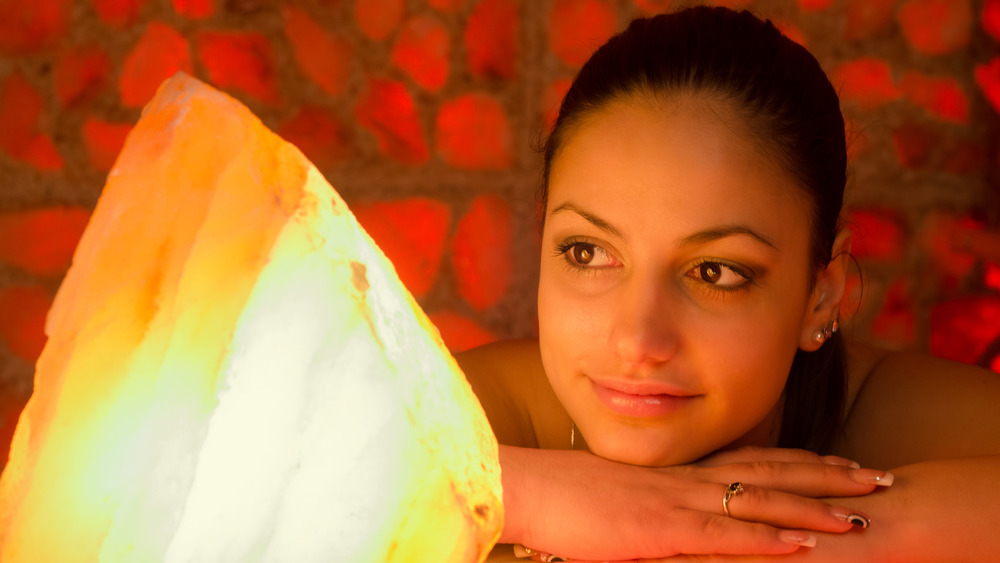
[589,378,700,418]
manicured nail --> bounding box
[830,507,871,527]
[847,513,871,528]
[779,530,817,547]
[822,455,861,468]
[850,468,894,486]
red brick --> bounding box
[0,207,90,277]
[0,0,69,55]
[172,0,214,19]
[81,117,132,171]
[797,0,833,11]
[352,198,451,298]
[900,71,969,124]
[428,310,497,352]
[548,0,617,67]
[985,0,1000,41]
[284,6,352,97]
[985,261,1000,293]
[355,78,429,165]
[196,30,281,106]
[930,295,1000,364]
[543,78,573,131]
[917,212,981,291]
[428,0,467,12]
[891,122,937,169]
[898,0,972,55]
[452,194,513,311]
[119,23,192,108]
[871,279,916,347]
[355,0,404,41]
[392,16,450,91]
[974,57,1000,115]
[845,0,895,40]
[91,0,146,28]
[436,94,512,170]
[276,105,352,170]
[633,0,671,15]
[465,0,518,81]
[0,285,51,362]
[830,58,901,109]
[0,73,63,171]
[54,44,111,107]
[849,209,905,262]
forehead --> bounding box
[547,98,811,244]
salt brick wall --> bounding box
[0,0,999,463]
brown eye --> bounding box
[699,262,722,283]
[571,243,595,265]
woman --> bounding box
[457,7,1000,562]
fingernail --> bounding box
[830,507,871,528]
[850,468,894,486]
[779,530,817,547]
[847,513,871,528]
[822,455,861,469]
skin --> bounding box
[458,96,1000,562]
[537,97,820,468]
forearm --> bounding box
[864,455,1000,562]
[707,455,1000,562]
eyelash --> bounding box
[554,239,612,272]
[687,258,756,294]
[554,240,756,293]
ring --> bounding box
[722,482,744,517]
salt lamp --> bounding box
[0,73,503,561]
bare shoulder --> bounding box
[837,340,1000,468]
[456,339,570,449]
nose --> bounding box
[608,276,678,368]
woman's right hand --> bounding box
[499,445,891,561]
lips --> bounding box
[589,377,699,418]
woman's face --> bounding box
[538,98,820,467]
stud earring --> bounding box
[813,319,839,345]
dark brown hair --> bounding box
[542,6,847,453]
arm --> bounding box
[458,341,887,560]
[661,349,1000,562]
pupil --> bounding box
[575,245,594,264]
[700,263,721,283]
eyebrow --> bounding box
[550,202,778,250]
[680,225,778,250]
[549,202,624,239]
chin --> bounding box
[587,434,706,468]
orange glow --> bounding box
[0,73,502,561]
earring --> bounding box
[813,319,839,344]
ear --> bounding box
[799,228,852,351]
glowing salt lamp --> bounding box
[0,72,503,562]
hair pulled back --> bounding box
[543,6,848,453]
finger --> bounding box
[663,509,816,556]
[701,461,892,498]
[706,482,860,533]
[696,446,859,469]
